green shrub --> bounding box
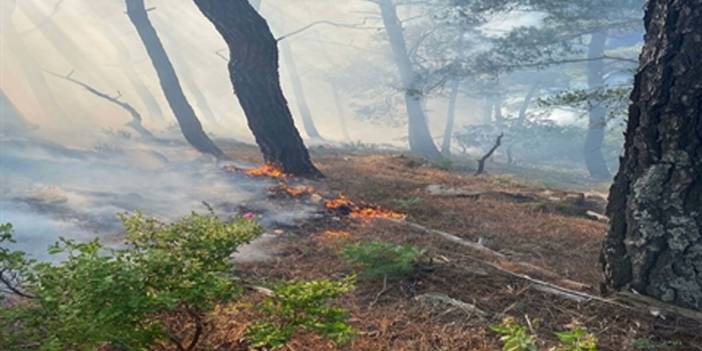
[491,317,538,351]
[0,213,262,351]
[554,324,598,351]
[247,277,355,349]
[342,240,424,280]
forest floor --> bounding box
[200,143,701,351]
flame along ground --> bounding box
[236,163,406,220]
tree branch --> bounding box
[475,132,503,175]
[45,70,158,140]
[276,19,378,41]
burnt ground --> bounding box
[196,143,702,351]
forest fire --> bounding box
[324,194,405,220]
[272,184,316,197]
[226,163,287,178]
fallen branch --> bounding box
[475,132,504,176]
[383,218,702,323]
[416,292,488,319]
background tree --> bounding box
[194,0,321,177]
[602,0,702,311]
[125,0,224,158]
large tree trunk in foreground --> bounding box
[377,0,442,160]
[194,0,320,177]
[441,78,460,156]
[584,32,612,180]
[602,0,702,311]
[125,0,224,158]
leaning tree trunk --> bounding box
[330,82,352,141]
[602,0,702,311]
[377,0,442,160]
[441,78,461,156]
[194,0,320,177]
[125,0,224,158]
[584,32,612,180]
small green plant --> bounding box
[392,196,423,210]
[342,240,425,280]
[0,213,262,351]
[491,317,538,351]
[247,277,355,349]
[554,324,598,351]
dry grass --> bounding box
[191,144,701,351]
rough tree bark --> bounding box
[125,0,224,158]
[377,0,442,160]
[602,0,702,311]
[441,78,461,156]
[194,0,321,177]
[585,31,612,180]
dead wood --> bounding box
[475,132,504,176]
[415,292,488,319]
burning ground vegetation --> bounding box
[210,148,701,350]
[3,150,700,350]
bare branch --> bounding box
[45,70,157,140]
[276,19,378,42]
[475,132,504,175]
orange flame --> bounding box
[324,194,405,220]
[245,164,286,178]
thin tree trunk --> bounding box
[377,0,441,160]
[0,89,31,134]
[125,0,224,158]
[441,78,460,156]
[602,0,702,311]
[517,83,539,127]
[280,40,323,140]
[0,0,69,121]
[194,0,320,177]
[584,31,611,180]
[330,82,352,141]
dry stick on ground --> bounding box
[384,218,702,323]
[475,132,504,176]
[46,70,159,141]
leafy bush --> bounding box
[0,213,262,351]
[342,241,424,280]
[247,277,355,349]
[554,324,598,351]
[491,317,538,351]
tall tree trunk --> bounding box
[330,82,352,141]
[194,0,320,177]
[481,96,493,124]
[251,0,323,140]
[0,89,31,134]
[377,0,441,160]
[517,83,539,127]
[125,0,224,158]
[584,32,612,180]
[0,0,69,121]
[602,0,702,311]
[280,40,323,140]
[441,78,460,156]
